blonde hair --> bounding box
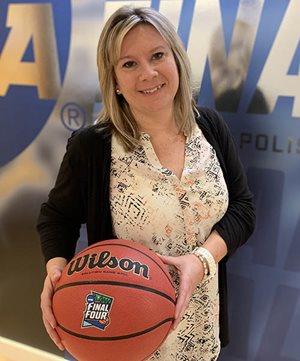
[96,6,197,150]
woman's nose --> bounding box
[139,62,158,81]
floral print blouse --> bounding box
[110,126,229,361]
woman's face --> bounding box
[114,24,179,119]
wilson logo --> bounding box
[67,250,150,279]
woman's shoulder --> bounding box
[69,124,112,148]
[63,125,112,168]
[195,106,226,135]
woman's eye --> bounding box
[122,61,135,68]
[152,52,164,60]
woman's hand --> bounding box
[157,253,204,330]
[41,258,67,351]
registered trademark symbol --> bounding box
[60,102,86,131]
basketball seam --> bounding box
[54,280,176,304]
[57,317,174,341]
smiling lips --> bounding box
[140,83,164,94]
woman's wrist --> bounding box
[191,247,217,283]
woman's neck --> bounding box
[132,108,179,137]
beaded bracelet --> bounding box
[191,246,217,282]
[196,252,209,277]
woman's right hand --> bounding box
[41,258,67,351]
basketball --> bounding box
[52,239,176,361]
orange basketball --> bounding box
[52,239,176,361]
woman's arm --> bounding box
[37,130,87,349]
[41,257,68,351]
[199,107,256,258]
[37,130,86,263]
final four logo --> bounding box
[82,291,114,331]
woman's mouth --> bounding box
[140,84,164,94]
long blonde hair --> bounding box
[96,6,197,150]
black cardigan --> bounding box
[37,107,255,347]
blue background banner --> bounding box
[0,0,71,166]
[0,1,299,360]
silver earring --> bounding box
[116,89,121,95]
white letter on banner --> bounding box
[187,0,224,87]
[158,0,182,30]
[256,0,300,117]
[187,0,262,102]
[0,4,60,99]
[104,1,151,23]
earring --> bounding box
[116,89,121,95]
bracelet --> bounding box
[191,247,217,281]
[196,253,209,277]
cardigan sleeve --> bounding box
[198,108,256,258]
[36,130,86,263]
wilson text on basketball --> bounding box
[67,250,150,279]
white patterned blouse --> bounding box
[110,126,229,361]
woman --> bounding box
[37,6,255,360]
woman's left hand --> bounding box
[157,253,204,330]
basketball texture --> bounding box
[52,239,176,361]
